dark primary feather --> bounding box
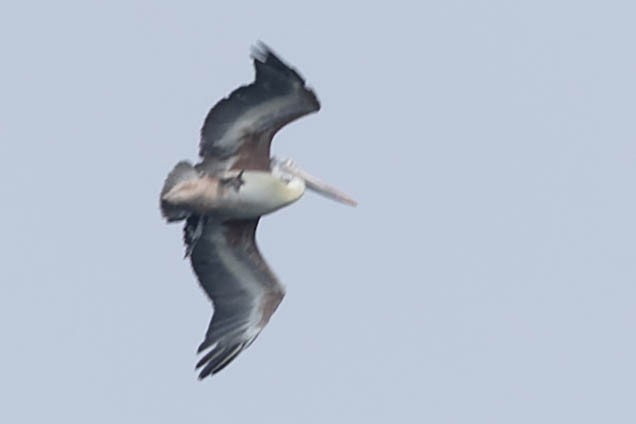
[183,215,205,257]
[188,219,285,379]
[198,42,320,173]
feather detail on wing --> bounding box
[188,218,285,379]
[198,42,320,173]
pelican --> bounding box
[160,43,356,379]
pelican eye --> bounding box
[278,172,294,184]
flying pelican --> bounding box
[160,43,356,379]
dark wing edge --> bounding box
[188,219,285,379]
[198,42,321,166]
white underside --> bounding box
[217,171,305,219]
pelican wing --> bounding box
[199,42,320,172]
[188,218,285,379]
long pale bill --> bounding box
[277,159,357,207]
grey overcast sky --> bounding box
[1,1,635,423]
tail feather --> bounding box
[160,161,199,222]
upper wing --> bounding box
[188,218,285,379]
[198,42,320,173]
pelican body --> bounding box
[159,43,355,380]
[162,164,305,220]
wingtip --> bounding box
[195,342,247,380]
[250,41,310,85]
[196,365,212,380]
[250,40,271,63]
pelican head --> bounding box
[218,158,357,219]
[271,158,358,207]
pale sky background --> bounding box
[1,1,635,423]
